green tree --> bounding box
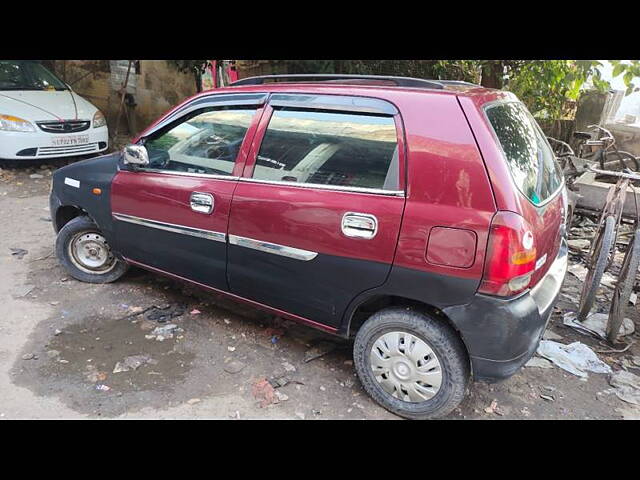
[169,60,212,92]
[610,60,640,95]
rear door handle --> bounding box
[341,212,378,239]
[190,192,214,214]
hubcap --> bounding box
[370,331,443,403]
[68,231,116,274]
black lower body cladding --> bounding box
[443,239,568,382]
[339,265,482,337]
[49,153,120,238]
[228,246,394,329]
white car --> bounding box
[0,60,108,161]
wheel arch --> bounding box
[343,293,467,345]
[54,205,87,233]
[342,293,474,379]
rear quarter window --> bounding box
[485,102,563,205]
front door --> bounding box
[111,101,263,290]
[227,96,406,328]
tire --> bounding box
[607,229,640,343]
[353,307,470,420]
[55,215,128,284]
[578,215,616,321]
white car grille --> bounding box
[37,143,100,156]
[36,120,91,133]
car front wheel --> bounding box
[354,307,470,419]
[55,216,128,284]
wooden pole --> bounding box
[113,60,133,139]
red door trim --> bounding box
[393,113,408,193]
[241,104,274,178]
[231,104,269,177]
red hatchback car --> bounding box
[49,74,568,419]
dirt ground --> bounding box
[1,159,640,420]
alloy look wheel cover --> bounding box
[370,331,443,403]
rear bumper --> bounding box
[443,238,568,382]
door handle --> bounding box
[190,192,214,214]
[341,212,378,239]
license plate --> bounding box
[51,135,89,146]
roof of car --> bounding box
[205,80,503,99]
[134,76,512,142]
[225,74,501,96]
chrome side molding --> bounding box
[112,213,226,243]
[124,167,239,181]
[228,234,318,261]
[238,177,405,197]
[113,213,318,260]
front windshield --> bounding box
[0,61,68,91]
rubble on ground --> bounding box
[563,312,635,340]
[609,370,640,406]
[303,340,338,363]
[112,355,156,373]
[145,323,182,341]
[537,340,612,378]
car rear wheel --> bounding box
[353,307,469,420]
[55,216,128,283]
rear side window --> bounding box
[485,102,563,205]
[253,109,399,191]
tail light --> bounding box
[479,211,537,296]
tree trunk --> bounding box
[194,68,202,93]
[481,61,503,89]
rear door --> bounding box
[226,94,406,328]
[110,94,265,290]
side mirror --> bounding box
[123,144,149,167]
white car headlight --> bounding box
[0,114,35,132]
[93,110,107,128]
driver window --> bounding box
[143,107,257,176]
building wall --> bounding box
[48,60,197,142]
[235,60,277,79]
